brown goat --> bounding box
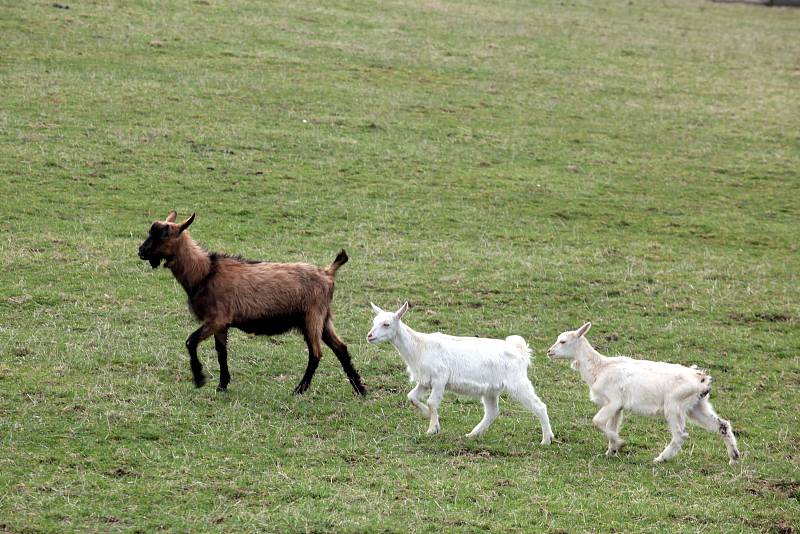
[137,210,366,396]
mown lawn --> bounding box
[1,0,799,532]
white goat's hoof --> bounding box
[606,440,624,456]
[426,426,440,436]
[465,432,481,438]
[541,435,553,446]
[654,456,666,463]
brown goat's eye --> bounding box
[150,225,169,239]
[150,223,169,239]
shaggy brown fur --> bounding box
[138,210,366,395]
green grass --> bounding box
[1,0,799,531]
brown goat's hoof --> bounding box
[194,376,207,388]
[216,385,228,392]
[293,383,308,395]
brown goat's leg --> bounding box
[186,325,214,388]
[322,319,367,396]
[294,321,323,395]
[294,335,322,395]
[214,328,230,392]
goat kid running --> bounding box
[547,322,739,464]
[367,302,553,443]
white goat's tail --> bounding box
[505,335,532,364]
[691,365,713,397]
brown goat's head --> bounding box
[138,210,195,268]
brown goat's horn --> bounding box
[178,213,195,233]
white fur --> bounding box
[367,302,553,443]
[547,322,740,464]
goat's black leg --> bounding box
[185,325,212,387]
[214,329,230,391]
[294,328,322,395]
[322,320,367,396]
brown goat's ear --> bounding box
[395,301,410,319]
[575,322,592,338]
[165,210,178,223]
[178,213,195,233]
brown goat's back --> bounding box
[191,258,335,328]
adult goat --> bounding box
[138,210,366,396]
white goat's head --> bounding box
[367,302,409,344]
[547,322,591,359]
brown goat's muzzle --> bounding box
[138,243,163,269]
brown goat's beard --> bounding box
[147,257,163,269]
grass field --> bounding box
[2,0,799,531]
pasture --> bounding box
[1,0,799,531]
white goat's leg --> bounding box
[605,408,625,455]
[592,404,624,454]
[654,409,688,463]
[607,408,624,432]
[688,398,740,464]
[407,383,430,418]
[509,381,554,445]
[425,383,446,435]
[465,393,500,438]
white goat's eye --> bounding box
[383,322,390,327]
[559,340,566,344]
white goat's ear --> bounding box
[165,210,178,223]
[370,302,384,315]
[395,301,409,319]
[576,322,592,337]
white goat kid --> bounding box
[367,302,554,444]
[547,322,740,464]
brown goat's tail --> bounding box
[325,249,348,277]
